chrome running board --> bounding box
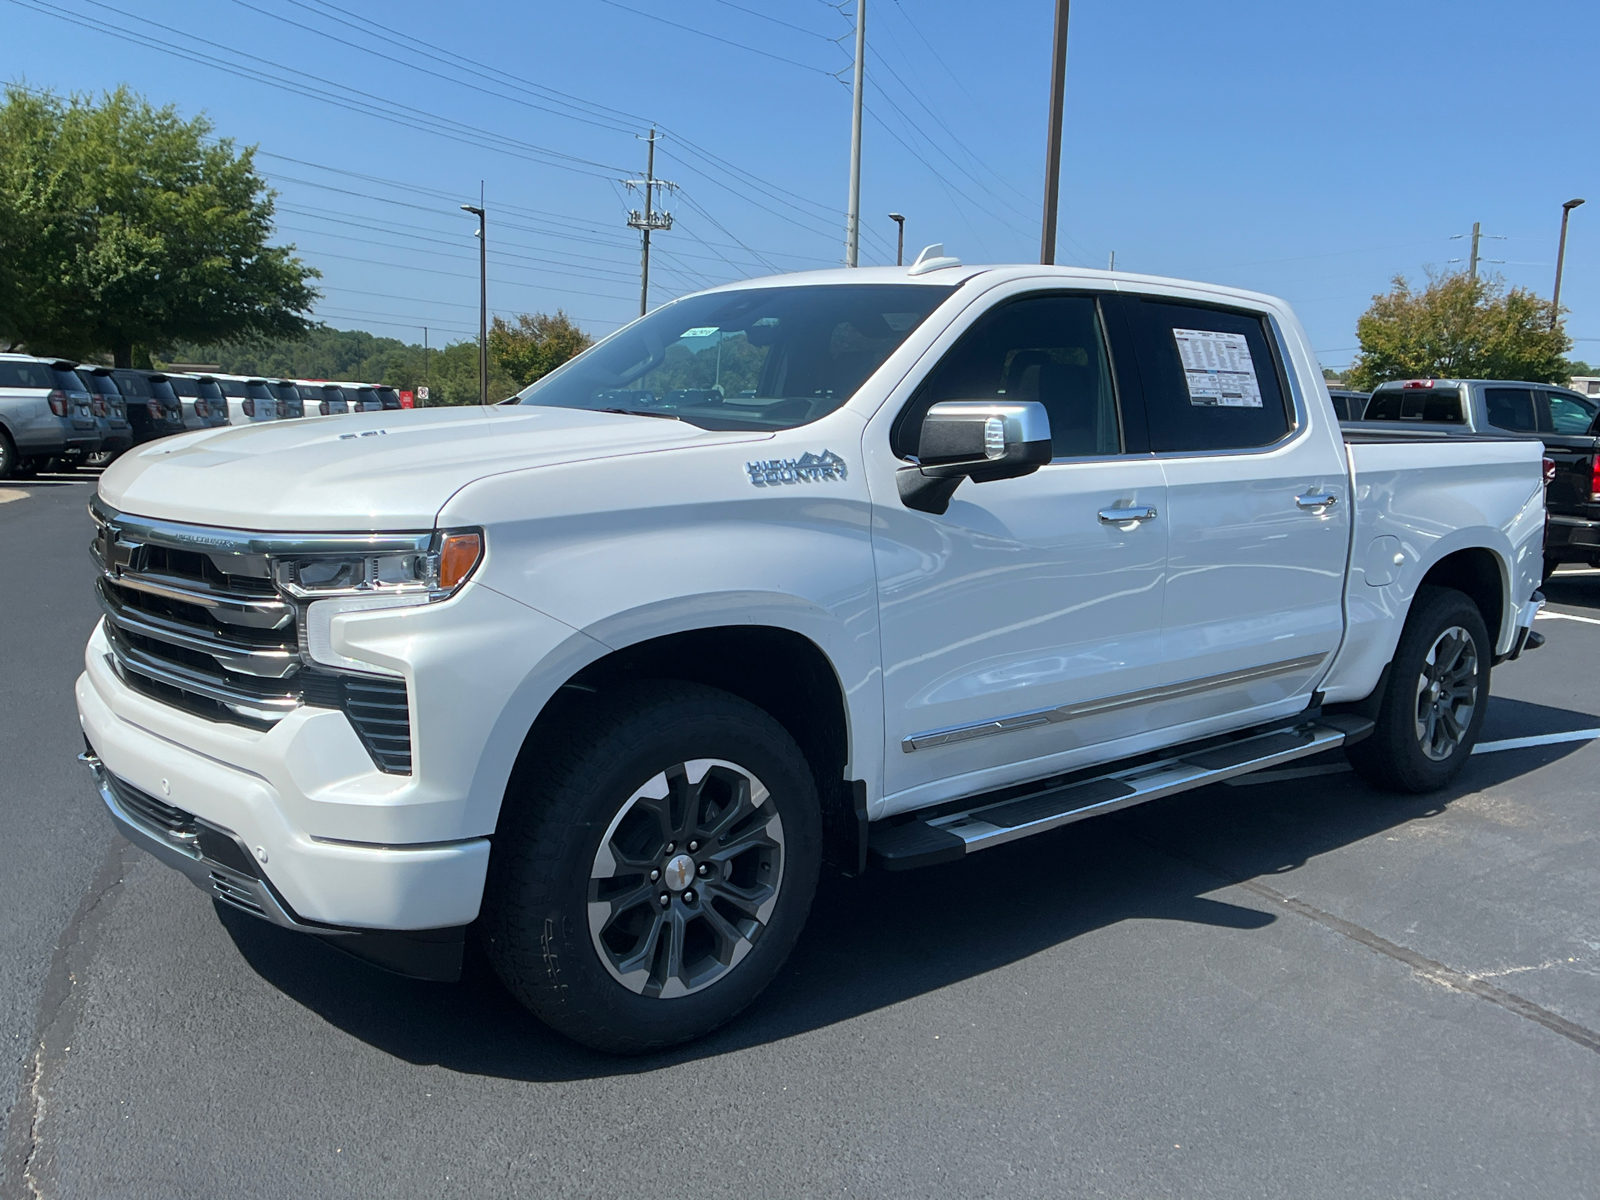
[869,714,1373,871]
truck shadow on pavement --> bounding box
[220,695,1592,1081]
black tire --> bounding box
[0,432,16,480]
[1347,585,1490,793]
[1543,557,1559,584]
[481,681,822,1054]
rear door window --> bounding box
[197,380,225,401]
[1121,297,1291,453]
[1541,389,1599,435]
[166,377,199,397]
[50,367,87,392]
[149,378,178,402]
[1483,387,1537,433]
[896,292,1125,459]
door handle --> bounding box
[1098,505,1158,525]
[1295,492,1338,511]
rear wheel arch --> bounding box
[1416,546,1507,651]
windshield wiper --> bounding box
[597,407,681,421]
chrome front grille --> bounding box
[90,499,418,773]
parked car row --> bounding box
[0,353,404,478]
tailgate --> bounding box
[1540,433,1597,517]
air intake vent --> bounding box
[303,670,412,774]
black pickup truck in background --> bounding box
[1361,378,1600,577]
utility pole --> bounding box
[1553,198,1586,330]
[423,326,430,399]
[889,212,905,265]
[1469,221,1480,280]
[460,184,488,405]
[1040,0,1070,264]
[845,0,866,266]
[1107,250,1115,271]
[625,129,676,315]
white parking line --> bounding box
[1537,610,1600,626]
[1226,727,1600,786]
[1473,729,1600,754]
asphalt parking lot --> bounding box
[2,477,1597,1199]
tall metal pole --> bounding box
[641,130,655,315]
[461,187,487,405]
[423,326,429,403]
[845,0,866,267]
[889,212,905,265]
[1040,0,1070,265]
[1469,221,1480,281]
[626,130,675,314]
[1553,198,1585,330]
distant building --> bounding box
[1571,376,1600,396]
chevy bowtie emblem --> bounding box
[745,450,848,487]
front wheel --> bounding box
[482,681,822,1054]
[1347,585,1489,793]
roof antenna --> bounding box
[908,243,962,276]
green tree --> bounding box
[1347,271,1570,391]
[0,84,317,365]
[488,311,593,388]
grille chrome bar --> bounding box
[104,623,303,716]
[98,565,292,627]
[96,579,300,678]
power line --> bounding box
[9,0,631,179]
[594,0,836,75]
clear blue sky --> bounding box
[5,0,1598,369]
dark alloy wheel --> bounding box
[1348,585,1489,793]
[482,681,822,1054]
[589,757,787,999]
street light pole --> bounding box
[888,212,905,265]
[1553,198,1585,330]
[845,0,866,267]
[1040,0,1070,265]
[460,185,488,406]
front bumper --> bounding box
[76,632,491,932]
[84,750,466,980]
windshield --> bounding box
[166,377,199,397]
[512,283,955,430]
[197,380,224,400]
[149,379,178,402]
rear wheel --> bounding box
[0,432,15,480]
[482,681,822,1054]
[1347,585,1489,793]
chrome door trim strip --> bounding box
[901,653,1328,753]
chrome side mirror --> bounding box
[897,400,1053,514]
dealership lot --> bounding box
[2,477,1596,1199]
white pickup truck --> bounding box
[76,258,1546,1052]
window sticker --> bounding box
[1172,328,1263,408]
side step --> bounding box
[869,714,1373,871]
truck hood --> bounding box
[99,405,770,531]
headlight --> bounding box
[272,530,483,602]
[275,530,483,676]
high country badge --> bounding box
[745,450,849,487]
